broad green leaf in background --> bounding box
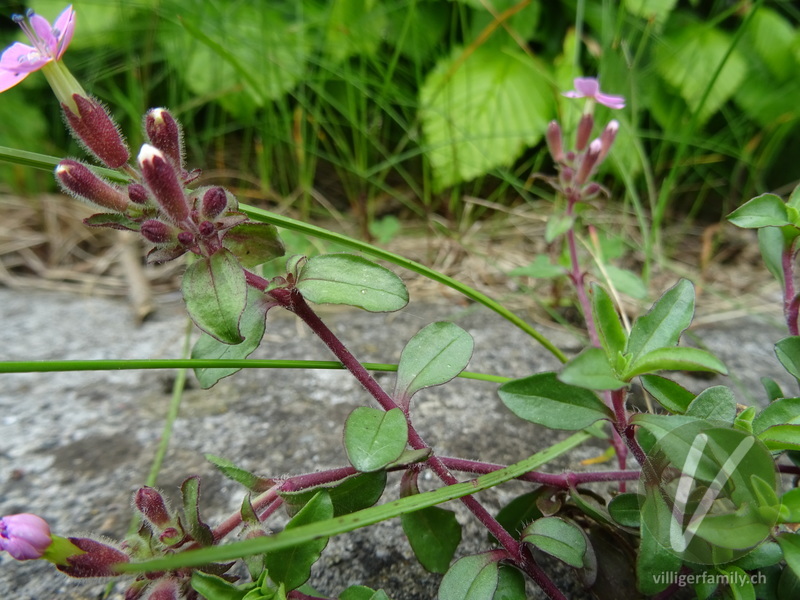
[655,22,747,125]
[775,336,800,380]
[192,287,274,388]
[591,285,627,358]
[467,0,541,50]
[640,374,695,414]
[626,279,695,362]
[499,372,613,430]
[743,7,797,81]
[401,506,462,574]
[323,0,387,63]
[559,347,628,390]
[508,255,565,279]
[521,517,586,568]
[297,254,408,312]
[420,47,553,190]
[385,0,448,64]
[394,322,474,403]
[182,249,247,345]
[222,222,285,268]
[622,0,678,25]
[753,398,800,435]
[727,194,791,229]
[343,407,408,472]
[265,491,334,591]
[602,265,649,300]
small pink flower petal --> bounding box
[53,6,76,60]
[573,77,600,97]
[0,42,41,93]
[29,13,58,53]
[563,77,626,109]
[0,514,52,560]
[596,92,626,110]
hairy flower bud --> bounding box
[545,121,564,163]
[140,220,175,245]
[177,231,195,246]
[134,487,171,528]
[144,108,184,170]
[55,159,129,213]
[128,183,150,205]
[137,145,189,224]
[56,537,129,578]
[198,221,216,237]
[64,94,130,169]
[201,187,228,220]
[596,119,619,164]
[575,139,602,186]
[145,578,181,600]
[575,113,594,152]
[0,513,52,560]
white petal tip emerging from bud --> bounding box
[137,143,163,165]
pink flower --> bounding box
[563,77,626,110]
[0,513,53,560]
[0,5,75,93]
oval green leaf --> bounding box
[626,279,695,362]
[401,505,462,573]
[498,372,613,430]
[438,553,500,600]
[728,193,791,229]
[222,221,285,267]
[775,336,800,379]
[344,407,408,472]
[640,374,695,414]
[608,493,643,528]
[297,253,408,312]
[394,322,474,402]
[624,346,727,379]
[559,347,628,391]
[522,517,586,568]
[182,249,247,344]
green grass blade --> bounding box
[116,430,591,573]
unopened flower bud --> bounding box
[198,221,216,237]
[138,145,189,224]
[177,231,195,246]
[64,95,130,169]
[140,220,175,244]
[55,160,130,213]
[545,121,564,163]
[575,139,602,186]
[158,527,183,546]
[145,579,181,600]
[144,108,184,170]
[56,537,129,577]
[201,187,228,220]
[128,183,150,205]
[575,113,594,151]
[0,513,52,560]
[596,119,619,164]
[134,487,171,527]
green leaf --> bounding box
[522,517,586,568]
[192,287,273,388]
[753,398,800,435]
[279,471,387,518]
[640,374,695,414]
[757,424,800,451]
[222,222,285,268]
[498,372,613,430]
[439,553,500,600]
[757,226,800,287]
[727,194,791,229]
[394,322,474,402]
[205,454,271,492]
[181,476,214,547]
[685,386,737,423]
[265,491,334,591]
[83,212,141,231]
[401,506,462,574]
[730,541,784,570]
[608,493,642,528]
[494,490,545,540]
[344,407,408,472]
[626,279,695,362]
[655,22,748,124]
[761,377,785,402]
[624,346,727,379]
[775,336,800,379]
[494,565,526,599]
[508,255,564,279]
[591,284,627,357]
[559,347,628,390]
[183,249,247,344]
[693,504,773,550]
[777,534,800,579]
[297,254,408,312]
[339,586,390,600]
[716,565,755,600]
[323,0,387,62]
[637,491,683,595]
[622,0,677,25]
[603,265,648,300]
[781,488,800,523]
[420,47,553,190]
[545,213,575,243]
[191,571,247,600]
